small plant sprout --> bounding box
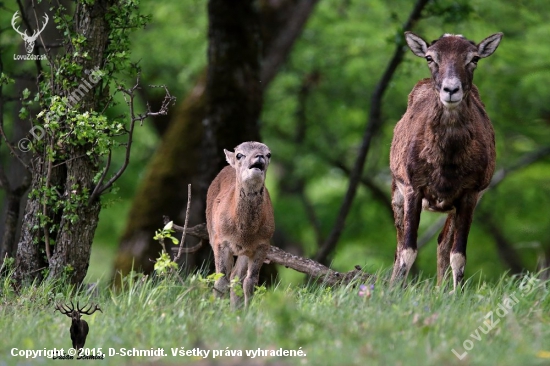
[230,276,244,298]
[153,221,179,276]
[153,221,179,247]
[153,251,178,276]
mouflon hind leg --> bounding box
[243,245,268,307]
[437,213,455,287]
[449,194,477,293]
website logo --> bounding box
[12,11,48,60]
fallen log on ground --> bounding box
[164,217,372,286]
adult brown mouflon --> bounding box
[206,141,274,308]
[390,32,502,292]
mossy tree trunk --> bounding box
[14,0,115,285]
[0,0,71,268]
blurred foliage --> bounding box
[78,0,550,278]
[2,0,549,282]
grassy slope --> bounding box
[1,271,549,366]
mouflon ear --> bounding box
[224,149,236,167]
[405,31,429,57]
[477,32,503,58]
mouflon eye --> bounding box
[266,153,271,159]
[425,55,434,63]
[236,153,243,160]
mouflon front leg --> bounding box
[230,255,248,308]
[213,240,233,297]
[390,183,421,286]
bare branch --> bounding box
[89,77,175,202]
[173,184,193,262]
[261,0,320,87]
[267,246,372,286]
[293,72,324,247]
[0,124,29,171]
[417,216,446,249]
[51,152,89,169]
[326,156,393,220]
[163,216,204,254]
[30,1,53,65]
[490,146,550,188]
[301,187,324,248]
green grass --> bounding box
[1,270,549,366]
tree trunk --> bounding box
[47,147,102,281]
[14,0,112,285]
[201,0,263,194]
[0,0,68,266]
[13,171,47,280]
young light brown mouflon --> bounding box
[206,141,274,307]
[390,32,502,292]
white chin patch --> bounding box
[249,168,264,176]
[440,90,463,108]
[441,99,461,109]
[244,169,264,184]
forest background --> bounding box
[0,0,549,287]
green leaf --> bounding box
[22,88,31,100]
[207,272,225,281]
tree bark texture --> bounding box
[14,0,112,285]
[0,0,69,266]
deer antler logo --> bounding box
[11,11,49,54]
[55,301,102,350]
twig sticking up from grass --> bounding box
[174,184,193,262]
